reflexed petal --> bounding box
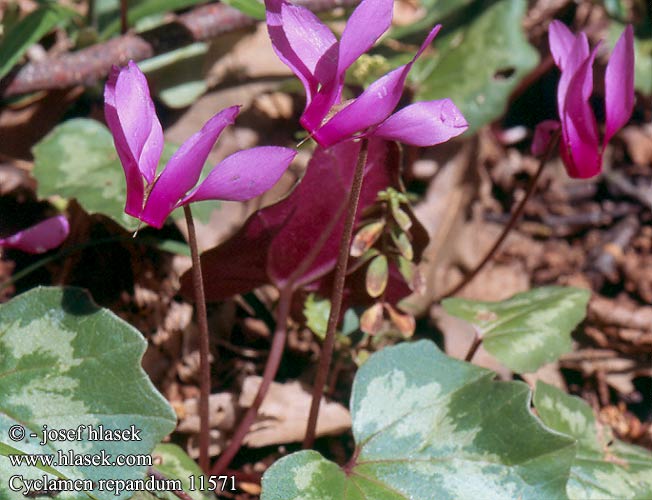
[338,0,393,73]
[561,55,601,178]
[531,120,560,156]
[265,0,337,106]
[140,106,240,228]
[104,65,145,217]
[604,25,634,144]
[113,61,163,184]
[548,21,578,70]
[373,99,468,146]
[556,33,592,118]
[315,25,441,147]
[0,216,69,254]
[184,146,297,203]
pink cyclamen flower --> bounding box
[533,21,634,179]
[265,0,468,148]
[104,61,297,229]
[0,215,69,254]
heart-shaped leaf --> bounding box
[0,287,176,500]
[262,340,575,499]
[534,382,652,499]
[32,119,217,230]
[411,0,539,134]
[442,286,590,373]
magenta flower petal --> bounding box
[113,61,164,184]
[556,32,592,120]
[374,99,468,146]
[337,0,393,73]
[560,53,601,178]
[0,216,69,254]
[105,67,146,217]
[265,0,337,103]
[604,24,635,144]
[184,146,297,203]
[531,119,560,156]
[549,20,579,70]
[314,25,441,147]
[140,106,240,228]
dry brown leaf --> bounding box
[177,393,237,433]
[239,376,351,447]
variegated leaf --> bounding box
[442,286,590,373]
[262,340,575,499]
[0,287,176,500]
[534,382,652,499]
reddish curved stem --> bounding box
[184,206,212,474]
[437,130,561,301]
[210,286,293,475]
[303,139,369,449]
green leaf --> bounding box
[365,254,388,298]
[0,2,78,81]
[304,294,359,339]
[262,340,575,499]
[99,0,208,39]
[390,0,475,39]
[534,382,652,499]
[152,444,213,500]
[32,118,217,230]
[221,0,266,21]
[138,43,209,109]
[442,286,590,373]
[0,287,176,500]
[304,293,330,340]
[412,0,539,134]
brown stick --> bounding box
[436,130,561,300]
[0,0,360,98]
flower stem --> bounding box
[437,130,561,301]
[465,331,482,363]
[183,205,212,474]
[210,285,293,475]
[303,138,369,450]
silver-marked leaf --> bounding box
[0,287,176,500]
[411,0,539,134]
[534,382,652,499]
[442,286,590,373]
[262,340,575,499]
[32,119,216,230]
[152,444,213,500]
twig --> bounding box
[303,139,369,449]
[183,205,212,474]
[465,332,482,363]
[0,0,360,98]
[120,0,128,34]
[436,129,561,300]
[210,286,293,475]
